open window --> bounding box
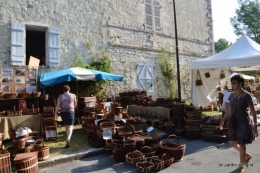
[11,22,60,67]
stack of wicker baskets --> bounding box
[0,148,12,173]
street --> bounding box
[40,130,260,173]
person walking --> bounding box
[219,75,258,173]
[55,85,77,148]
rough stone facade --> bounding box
[0,0,214,99]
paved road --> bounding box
[40,131,260,173]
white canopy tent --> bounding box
[191,35,260,107]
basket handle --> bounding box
[166,134,179,145]
[140,146,153,152]
[33,139,44,149]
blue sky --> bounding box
[212,0,239,43]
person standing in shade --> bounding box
[219,75,258,173]
[55,85,77,148]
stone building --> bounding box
[0,0,214,99]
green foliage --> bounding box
[159,48,177,99]
[72,41,114,97]
[231,0,260,43]
[214,38,232,53]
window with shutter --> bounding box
[11,22,26,66]
[145,0,161,32]
[10,22,60,67]
[46,27,60,67]
[137,62,154,93]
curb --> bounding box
[38,148,105,169]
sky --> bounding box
[212,0,239,43]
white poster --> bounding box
[2,68,13,75]
[2,85,10,92]
[2,76,13,83]
[15,77,25,84]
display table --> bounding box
[0,114,42,140]
[127,105,171,120]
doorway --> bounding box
[26,30,46,66]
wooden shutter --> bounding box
[145,0,153,31]
[137,62,154,93]
[154,1,161,32]
[11,22,26,66]
[46,27,60,67]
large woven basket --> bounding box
[125,150,145,166]
[139,146,156,157]
[158,153,174,167]
[13,151,39,173]
[127,134,145,149]
[136,161,154,173]
[145,156,164,171]
[0,148,12,173]
[159,134,186,162]
[33,139,50,161]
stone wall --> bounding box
[0,0,214,99]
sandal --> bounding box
[245,154,252,166]
[236,166,244,173]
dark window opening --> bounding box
[26,30,45,66]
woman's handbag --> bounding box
[196,71,203,86]
[220,70,225,78]
[204,70,210,78]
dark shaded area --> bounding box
[26,30,45,65]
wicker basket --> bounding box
[139,146,156,158]
[136,161,154,173]
[25,136,43,147]
[200,124,220,134]
[127,134,145,149]
[145,156,164,171]
[125,150,145,166]
[43,106,54,114]
[118,124,143,137]
[0,92,5,98]
[7,110,22,117]
[4,92,18,99]
[26,108,39,115]
[19,92,31,98]
[158,153,174,167]
[40,94,49,100]
[33,139,50,161]
[6,147,32,161]
[13,138,27,150]
[31,91,41,97]
[159,134,186,162]
[0,148,12,173]
[13,151,39,173]
[0,111,5,117]
[88,135,105,148]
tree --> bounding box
[231,0,260,43]
[214,38,231,53]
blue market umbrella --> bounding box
[39,67,124,89]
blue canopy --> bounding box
[40,67,124,88]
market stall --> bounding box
[0,114,42,140]
[191,35,260,107]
